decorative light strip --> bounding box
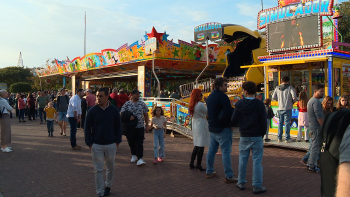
[259,49,333,61]
[333,49,350,55]
[332,51,350,59]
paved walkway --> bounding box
[0,117,320,197]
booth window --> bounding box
[334,68,341,97]
[280,66,310,99]
[311,62,326,95]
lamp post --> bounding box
[146,49,161,97]
[195,39,209,88]
[152,51,161,97]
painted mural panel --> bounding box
[343,63,350,94]
[271,106,299,131]
[176,105,192,130]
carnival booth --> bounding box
[241,0,350,137]
[36,27,233,138]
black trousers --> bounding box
[190,146,205,166]
[126,127,145,159]
[28,107,36,120]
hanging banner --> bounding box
[138,66,145,96]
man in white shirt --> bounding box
[67,89,84,150]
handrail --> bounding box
[195,39,209,87]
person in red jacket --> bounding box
[18,95,26,122]
[110,88,123,110]
[118,89,129,108]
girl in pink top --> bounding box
[149,106,167,164]
[297,91,309,142]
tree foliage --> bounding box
[0,66,32,87]
[28,76,66,91]
[9,82,32,93]
[338,1,350,44]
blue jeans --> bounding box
[238,137,264,188]
[278,109,292,140]
[19,109,25,121]
[38,108,46,122]
[58,111,68,122]
[68,117,77,148]
[153,129,165,158]
[302,140,312,162]
[206,127,234,178]
[47,120,54,133]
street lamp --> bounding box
[195,39,209,88]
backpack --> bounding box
[108,97,117,106]
[320,109,350,197]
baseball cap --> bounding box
[131,89,141,94]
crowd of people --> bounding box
[0,76,349,196]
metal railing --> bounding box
[179,78,214,97]
[141,97,193,138]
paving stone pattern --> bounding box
[0,118,321,197]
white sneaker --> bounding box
[137,158,146,166]
[1,147,11,151]
[1,147,12,153]
[131,155,137,163]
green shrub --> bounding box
[9,82,32,93]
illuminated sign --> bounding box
[194,22,223,42]
[267,15,321,52]
[257,0,334,29]
[144,37,158,55]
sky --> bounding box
[0,0,347,68]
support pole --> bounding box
[72,75,76,96]
[264,66,267,98]
[196,39,209,88]
[84,11,86,56]
[327,16,343,50]
[152,53,161,97]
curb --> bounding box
[263,143,307,151]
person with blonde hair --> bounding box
[322,96,335,117]
[0,89,13,153]
[44,102,57,137]
[336,95,350,111]
[297,91,309,142]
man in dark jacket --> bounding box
[206,77,236,183]
[231,81,267,194]
[84,87,122,197]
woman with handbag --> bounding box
[188,89,210,171]
[0,89,13,153]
